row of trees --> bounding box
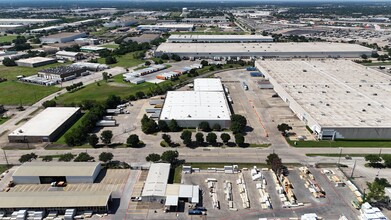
[146,150,179,164]
[179,131,245,147]
[65,82,84,92]
[19,152,114,163]
[365,154,391,168]
[141,114,181,134]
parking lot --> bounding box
[8,169,130,195]
[181,166,360,220]
[215,69,314,143]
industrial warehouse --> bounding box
[159,79,231,128]
[15,57,57,67]
[40,32,87,44]
[136,24,194,32]
[167,34,274,43]
[155,42,374,59]
[255,59,391,140]
[12,162,101,184]
[8,107,80,143]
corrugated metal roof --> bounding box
[13,162,100,177]
[0,191,111,208]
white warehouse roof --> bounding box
[193,78,224,92]
[256,59,391,128]
[9,107,80,137]
[142,163,171,197]
[168,34,273,42]
[160,91,231,121]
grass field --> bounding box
[0,117,10,125]
[288,139,391,148]
[97,52,144,68]
[0,165,10,174]
[0,63,65,105]
[54,113,86,144]
[0,35,17,43]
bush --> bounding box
[146,153,161,162]
[212,123,221,131]
[160,140,169,147]
[19,153,38,163]
[235,133,245,147]
[99,152,113,162]
[2,57,16,66]
[42,100,56,108]
[58,153,75,162]
[74,152,94,162]
[42,155,53,162]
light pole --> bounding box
[337,147,342,166]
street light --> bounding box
[337,147,342,166]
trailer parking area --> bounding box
[181,167,360,220]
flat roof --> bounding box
[156,42,373,54]
[169,35,273,40]
[56,50,81,56]
[44,32,85,39]
[160,91,231,121]
[142,163,171,197]
[13,162,100,177]
[0,191,110,209]
[138,24,194,28]
[9,107,80,137]
[16,57,56,64]
[193,78,224,92]
[256,59,391,128]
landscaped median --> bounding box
[287,138,391,148]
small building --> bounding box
[80,46,107,53]
[40,32,87,44]
[8,107,81,143]
[71,62,109,72]
[103,19,137,28]
[12,162,101,184]
[0,191,111,213]
[74,38,99,45]
[56,50,83,61]
[141,163,171,202]
[193,78,224,92]
[137,24,194,32]
[37,66,87,81]
[15,57,57,67]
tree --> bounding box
[266,153,285,175]
[235,133,245,147]
[146,153,161,162]
[105,94,121,109]
[277,123,292,136]
[180,130,192,146]
[168,119,180,132]
[145,61,151,66]
[361,54,368,59]
[220,133,231,144]
[135,91,145,99]
[100,130,113,145]
[127,134,140,148]
[99,152,114,163]
[161,53,170,60]
[105,56,117,64]
[230,114,247,134]
[382,154,391,168]
[42,155,53,162]
[201,60,209,66]
[212,123,221,131]
[58,153,75,162]
[74,152,94,162]
[141,119,158,134]
[162,134,172,146]
[161,150,179,164]
[2,57,16,66]
[195,132,204,145]
[198,121,211,132]
[206,132,217,145]
[366,178,391,203]
[158,120,169,132]
[19,153,38,163]
[88,134,99,148]
[42,100,56,108]
[102,72,109,81]
[365,154,382,166]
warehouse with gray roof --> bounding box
[15,57,57,67]
[12,162,101,184]
[256,59,391,140]
[155,42,374,59]
[167,34,273,43]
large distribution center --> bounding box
[40,32,87,43]
[255,59,391,140]
[136,24,194,32]
[8,107,81,143]
[12,162,101,184]
[155,42,374,59]
[159,90,231,128]
[0,191,111,213]
[167,34,274,43]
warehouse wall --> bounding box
[322,127,391,140]
[66,176,95,183]
[13,176,40,184]
[161,119,231,129]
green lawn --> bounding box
[0,117,10,125]
[54,113,86,144]
[288,139,391,148]
[0,35,17,43]
[173,166,182,183]
[0,165,10,174]
[97,52,144,68]
[0,63,65,105]
[306,153,391,157]
[361,61,391,66]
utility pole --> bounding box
[351,160,357,178]
[3,149,9,167]
[337,148,342,166]
[378,148,382,158]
